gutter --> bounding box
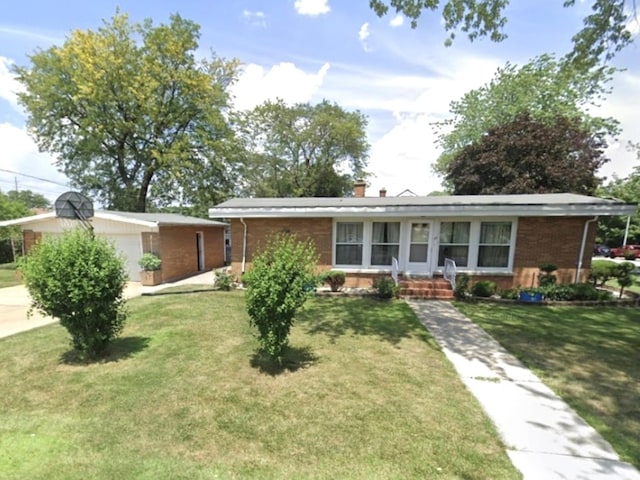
[575,216,598,283]
[240,217,247,274]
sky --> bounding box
[0,0,639,203]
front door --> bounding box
[406,222,431,275]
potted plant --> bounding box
[139,252,162,286]
[518,287,545,303]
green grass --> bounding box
[0,292,519,479]
[0,262,20,288]
[455,302,640,468]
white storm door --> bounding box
[406,222,432,275]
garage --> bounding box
[110,234,143,281]
[1,210,227,284]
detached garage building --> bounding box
[1,210,227,283]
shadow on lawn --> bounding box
[250,346,318,376]
[298,297,438,348]
[59,336,151,365]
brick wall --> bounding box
[229,217,332,275]
[229,215,598,288]
[510,216,596,287]
[158,226,225,282]
[22,230,42,254]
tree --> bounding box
[369,0,635,68]
[6,190,50,209]
[445,113,608,195]
[596,155,640,246]
[19,229,128,360]
[0,190,32,263]
[245,234,318,360]
[15,12,239,213]
[433,54,617,182]
[239,99,369,197]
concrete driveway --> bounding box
[0,270,215,339]
[0,282,143,339]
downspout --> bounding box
[240,217,247,274]
[575,216,598,284]
[622,215,631,247]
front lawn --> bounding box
[455,302,640,468]
[0,292,519,479]
[0,262,20,288]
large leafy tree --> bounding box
[239,99,369,197]
[433,54,618,182]
[370,0,635,69]
[596,150,640,246]
[445,113,608,195]
[0,190,34,263]
[6,190,50,209]
[15,12,239,213]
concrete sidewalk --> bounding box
[0,271,215,339]
[408,300,640,480]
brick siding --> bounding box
[158,226,225,283]
[229,216,598,289]
[229,218,332,276]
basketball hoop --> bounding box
[54,191,95,234]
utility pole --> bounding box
[14,176,18,192]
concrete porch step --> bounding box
[398,278,454,300]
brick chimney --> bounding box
[379,188,387,198]
[353,180,366,198]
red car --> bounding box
[610,244,640,259]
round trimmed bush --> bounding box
[471,280,497,298]
[19,229,128,359]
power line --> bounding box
[0,168,70,187]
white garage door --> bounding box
[109,235,142,282]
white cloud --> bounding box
[590,70,640,181]
[358,22,371,51]
[0,56,24,112]
[0,122,69,199]
[294,0,330,16]
[242,10,267,28]
[230,62,330,110]
[389,15,404,27]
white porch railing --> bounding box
[391,257,399,285]
[444,258,457,290]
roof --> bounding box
[208,193,637,219]
[0,210,227,229]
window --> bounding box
[409,223,430,263]
[371,222,400,266]
[478,222,511,267]
[335,222,363,265]
[438,222,470,267]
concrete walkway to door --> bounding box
[408,300,640,480]
[0,270,215,339]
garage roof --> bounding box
[0,210,227,228]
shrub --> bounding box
[623,251,637,261]
[471,280,497,298]
[244,234,318,360]
[614,262,636,298]
[538,263,558,287]
[322,270,346,292]
[543,283,610,301]
[138,252,161,271]
[499,287,519,300]
[19,229,128,359]
[454,273,470,300]
[372,276,399,299]
[214,270,234,291]
[589,260,617,286]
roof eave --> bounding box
[209,203,637,219]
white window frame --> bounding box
[332,217,518,274]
